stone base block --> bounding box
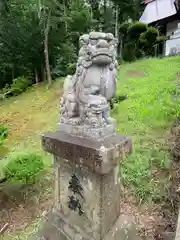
[57,123,116,141]
[30,210,142,240]
[38,131,133,240]
[41,131,132,174]
[104,215,142,240]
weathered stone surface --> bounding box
[163,232,175,240]
[41,131,132,174]
[59,32,118,139]
[32,225,66,240]
[31,210,95,240]
[31,211,142,240]
[34,130,133,240]
[53,156,121,239]
[175,208,180,240]
[104,215,142,240]
[57,122,116,140]
[30,130,134,240]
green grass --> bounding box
[0,80,62,173]
[0,57,180,238]
[0,80,62,239]
[115,56,180,202]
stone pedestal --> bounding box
[31,131,136,240]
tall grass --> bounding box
[114,56,180,202]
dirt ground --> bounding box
[125,70,146,78]
[0,173,178,239]
[0,180,160,239]
[153,118,180,239]
[121,118,180,240]
[0,176,53,237]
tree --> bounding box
[120,22,167,61]
[37,0,53,85]
[0,0,45,87]
[87,0,101,30]
[0,0,147,91]
[111,0,144,38]
[0,0,9,14]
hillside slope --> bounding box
[0,56,180,239]
[116,56,180,201]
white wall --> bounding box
[165,21,180,56]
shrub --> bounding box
[0,124,8,146]
[156,35,168,44]
[11,76,31,95]
[51,57,65,78]
[121,22,148,61]
[119,21,131,36]
[67,63,76,75]
[59,43,77,76]
[122,42,137,62]
[140,27,159,46]
[4,152,44,184]
[139,27,161,56]
[0,93,5,101]
[52,43,77,78]
[128,22,147,40]
[121,21,166,61]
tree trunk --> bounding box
[40,63,45,81]
[35,68,39,84]
[115,5,119,39]
[43,67,46,81]
[119,35,123,60]
[44,10,52,86]
[37,0,41,19]
[103,0,107,31]
[44,37,52,86]
[64,2,68,32]
[12,64,14,81]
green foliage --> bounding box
[0,0,92,89]
[121,152,158,201]
[156,35,168,44]
[128,22,147,40]
[119,21,131,35]
[0,0,144,91]
[59,43,77,73]
[114,56,180,202]
[0,0,44,89]
[121,150,170,201]
[67,63,76,75]
[122,42,137,62]
[4,152,45,184]
[0,124,8,146]
[122,21,166,61]
[0,93,5,101]
[141,26,159,43]
[0,76,32,100]
[11,76,32,95]
[111,0,143,21]
[139,27,160,56]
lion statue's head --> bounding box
[78,32,118,68]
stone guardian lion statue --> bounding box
[59,32,118,139]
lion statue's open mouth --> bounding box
[92,53,112,65]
